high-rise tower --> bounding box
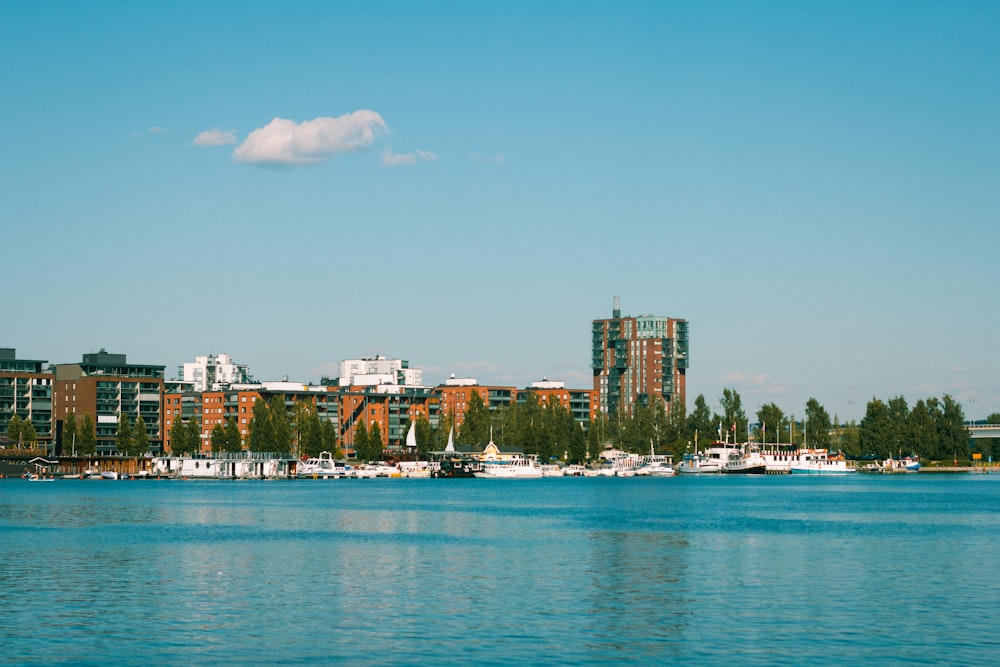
[592,298,688,417]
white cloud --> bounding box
[193,128,238,146]
[721,370,792,396]
[233,110,387,165]
[148,126,164,134]
[381,149,437,167]
[470,152,505,166]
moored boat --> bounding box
[723,448,767,474]
[788,449,855,475]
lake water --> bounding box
[2,475,999,665]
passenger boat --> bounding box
[677,444,735,474]
[475,455,544,478]
[788,449,855,475]
[297,451,345,479]
[637,458,676,476]
[723,448,767,474]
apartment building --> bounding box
[592,297,689,417]
[0,348,54,452]
[52,349,165,455]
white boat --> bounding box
[475,455,544,478]
[637,458,676,476]
[100,471,119,480]
[677,444,735,474]
[723,448,767,474]
[541,464,565,477]
[398,461,433,478]
[562,464,588,477]
[596,450,643,476]
[297,451,345,479]
[788,449,855,475]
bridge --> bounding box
[969,424,1000,439]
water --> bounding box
[2,475,999,665]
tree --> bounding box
[886,396,910,457]
[223,416,242,452]
[297,405,323,458]
[353,421,370,460]
[935,395,968,462]
[5,414,26,446]
[458,390,491,446]
[248,398,273,452]
[859,398,892,459]
[116,413,133,455]
[414,416,435,458]
[133,415,149,455]
[63,412,78,455]
[269,396,293,455]
[720,388,747,443]
[366,422,384,461]
[210,424,226,452]
[756,402,786,445]
[78,414,97,456]
[804,398,832,449]
[686,394,714,450]
[908,399,937,459]
[169,418,191,455]
[321,419,340,458]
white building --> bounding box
[338,355,423,388]
[181,354,252,392]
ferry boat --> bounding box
[723,448,767,474]
[475,455,544,478]
[788,449,855,475]
[677,444,736,474]
[637,457,676,476]
[297,451,345,479]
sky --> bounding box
[2,1,998,423]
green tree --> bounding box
[63,412,78,455]
[133,415,149,455]
[223,416,242,452]
[116,413,133,455]
[249,398,273,452]
[886,396,910,457]
[720,388,747,443]
[908,399,937,459]
[210,424,226,452]
[297,406,323,458]
[859,398,892,459]
[804,398,832,449]
[686,394,714,450]
[169,418,190,455]
[366,421,384,461]
[269,396,293,455]
[352,421,370,461]
[321,419,341,458]
[20,419,38,448]
[414,416,435,457]
[458,390,491,446]
[78,414,97,456]
[5,414,24,446]
[756,402,786,445]
[935,395,968,462]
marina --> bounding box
[3,474,1000,665]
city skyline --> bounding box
[3,2,998,423]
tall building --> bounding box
[336,355,422,388]
[0,347,54,452]
[180,353,252,392]
[53,349,165,455]
[592,297,688,417]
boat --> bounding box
[562,464,588,477]
[297,451,345,479]
[677,444,735,474]
[723,448,767,474]
[541,464,565,477]
[100,471,119,480]
[475,455,544,478]
[637,458,676,476]
[788,449,855,475]
[636,444,675,476]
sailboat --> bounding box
[398,422,432,477]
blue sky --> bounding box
[2,1,998,423]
